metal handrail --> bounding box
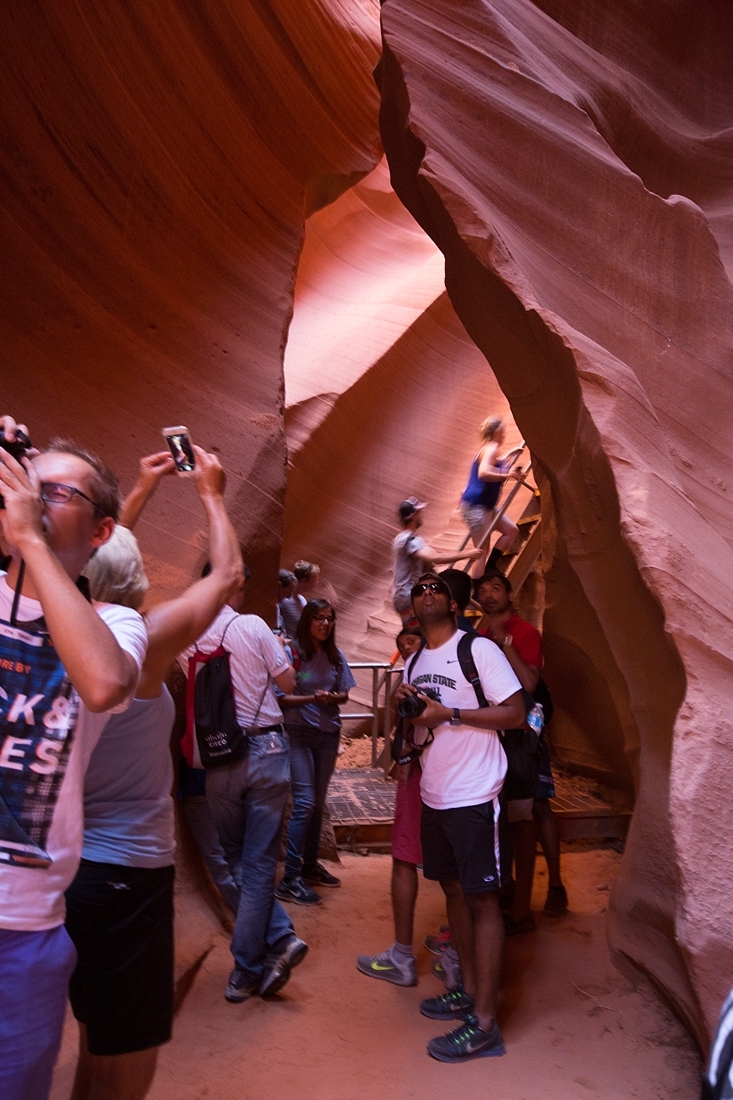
[341,661,401,765]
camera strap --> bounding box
[391,638,432,766]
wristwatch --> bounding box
[502,634,513,649]
[449,708,461,727]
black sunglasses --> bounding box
[40,482,106,516]
[412,581,449,597]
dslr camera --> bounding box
[397,686,441,720]
[0,428,33,509]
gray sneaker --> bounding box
[260,936,309,997]
[356,948,417,987]
[275,875,322,906]
[427,1015,505,1062]
[431,946,462,991]
[225,967,258,1003]
[419,986,474,1021]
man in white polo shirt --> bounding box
[0,416,147,1100]
[181,574,307,1005]
[395,572,524,1064]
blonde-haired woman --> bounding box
[460,417,522,576]
[66,447,242,1100]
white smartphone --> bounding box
[162,426,195,475]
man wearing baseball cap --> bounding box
[392,498,479,626]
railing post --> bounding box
[371,666,380,766]
[383,668,394,741]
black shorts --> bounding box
[534,735,556,800]
[421,799,504,893]
[501,728,540,802]
[65,860,175,1056]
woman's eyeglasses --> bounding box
[40,482,105,516]
[313,616,335,625]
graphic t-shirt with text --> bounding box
[407,631,521,810]
[0,575,147,930]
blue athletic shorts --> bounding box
[0,924,76,1100]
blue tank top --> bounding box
[81,687,176,868]
[461,456,503,509]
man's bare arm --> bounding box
[119,452,176,530]
[0,451,138,712]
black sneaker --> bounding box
[260,936,309,997]
[225,967,258,1003]
[275,875,322,906]
[419,986,475,1021]
[427,1014,505,1062]
[302,861,341,888]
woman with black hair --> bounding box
[276,599,356,906]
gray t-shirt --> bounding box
[281,647,357,733]
[279,593,306,638]
[392,529,426,608]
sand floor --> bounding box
[51,847,701,1100]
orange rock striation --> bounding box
[0,0,381,616]
[378,0,733,1046]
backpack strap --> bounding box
[457,632,489,709]
[404,636,428,685]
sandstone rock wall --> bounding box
[378,0,733,1046]
[0,0,381,617]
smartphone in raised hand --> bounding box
[162,426,195,475]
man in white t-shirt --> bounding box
[180,581,307,1005]
[392,498,479,625]
[395,572,524,1064]
[0,416,147,1100]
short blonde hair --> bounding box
[83,524,149,610]
[294,560,319,582]
[479,416,503,442]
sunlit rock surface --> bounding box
[378,0,733,1045]
[281,160,527,659]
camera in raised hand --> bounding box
[0,428,32,509]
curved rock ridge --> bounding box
[378,0,733,1045]
[284,157,445,410]
[0,0,381,616]
[283,286,523,660]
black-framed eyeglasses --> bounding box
[313,616,335,625]
[40,482,105,516]
[412,581,446,597]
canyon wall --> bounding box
[0,0,381,617]
[378,0,733,1045]
[2,0,731,1051]
[0,0,382,985]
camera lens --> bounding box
[397,694,428,720]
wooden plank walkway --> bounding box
[328,767,631,848]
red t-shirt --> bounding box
[479,611,542,669]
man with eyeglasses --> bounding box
[394,572,524,1064]
[0,416,148,1100]
[180,570,308,1005]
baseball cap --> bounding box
[398,496,427,522]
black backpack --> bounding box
[186,617,268,769]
